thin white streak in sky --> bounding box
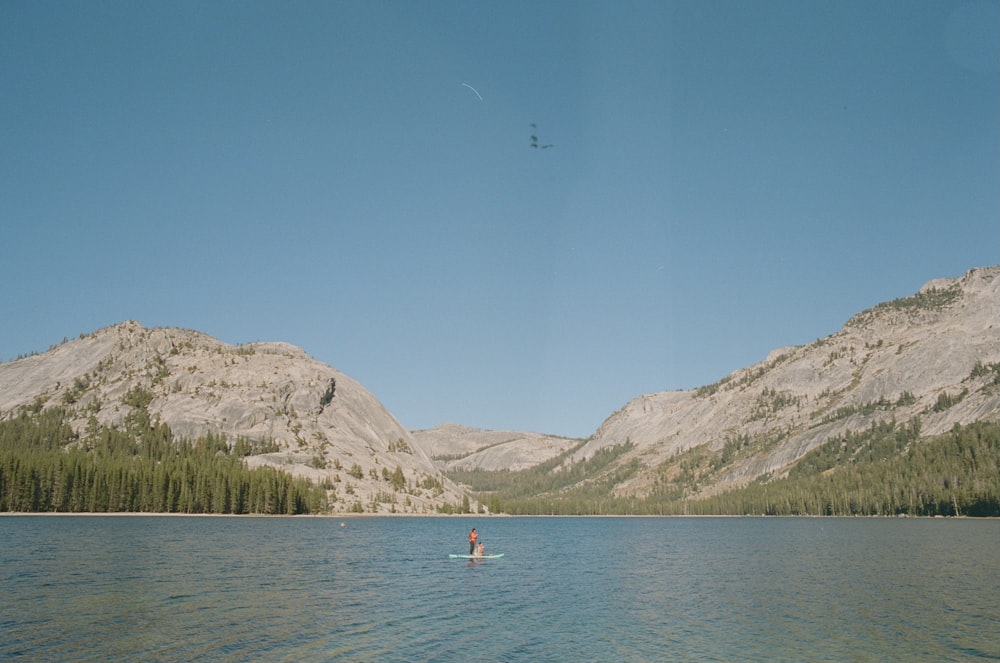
[462,82,483,101]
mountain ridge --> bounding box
[0,321,468,513]
[418,266,999,487]
[565,265,1000,499]
[2,265,998,513]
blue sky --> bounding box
[2,1,998,438]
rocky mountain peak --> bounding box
[577,266,1000,497]
[0,321,468,513]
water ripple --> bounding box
[1,516,998,661]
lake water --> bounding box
[1,516,997,662]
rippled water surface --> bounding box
[2,516,998,661]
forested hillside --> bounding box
[451,420,1000,516]
[434,266,1000,515]
[0,404,328,514]
[0,321,468,514]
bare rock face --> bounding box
[0,322,467,513]
[579,266,1000,497]
[412,422,580,472]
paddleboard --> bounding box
[449,553,504,559]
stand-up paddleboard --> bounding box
[449,553,504,559]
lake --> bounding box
[1,516,997,661]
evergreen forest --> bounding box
[0,403,328,514]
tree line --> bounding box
[0,406,328,514]
[679,420,1000,517]
[5,401,997,517]
[453,420,1000,517]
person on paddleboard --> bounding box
[469,527,478,555]
[477,541,485,556]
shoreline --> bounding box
[1,511,994,519]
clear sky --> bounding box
[2,1,998,438]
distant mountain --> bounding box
[413,422,580,472]
[0,321,468,513]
